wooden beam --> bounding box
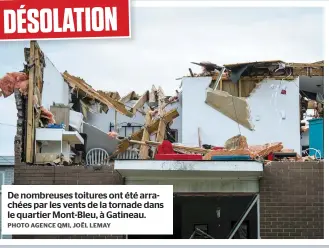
[120,91,136,104]
[149,85,157,106]
[63,72,134,117]
[219,79,223,91]
[25,41,36,163]
[212,75,298,81]
[156,120,166,143]
[131,90,149,115]
[156,87,166,143]
[139,111,152,159]
[288,62,324,68]
[131,109,179,141]
[292,67,324,77]
[238,79,242,97]
[109,139,130,159]
[158,86,165,99]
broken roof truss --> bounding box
[63,72,177,118]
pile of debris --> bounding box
[203,134,322,163]
[113,131,324,165]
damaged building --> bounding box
[0,41,324,239]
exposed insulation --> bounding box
[0,72,29,97]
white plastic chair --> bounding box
[117,148,140,159]
[86,148,110,166]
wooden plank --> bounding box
[120,91,136,103]
[33,44,43,156]
[109,139,130,159]
[292,67,324,77]
[139,111,152,159]
[131,90,149,115]
[63,72,134,117]
[212,75,297,81]
[25,41,36,163]
[222,81,238,96]
[36,49,43,96]
[158,86,165,99]
[50,106,70,130]
[288,62,324,68]
[131,109,179,141]
[238,79,242,97]
[155,87,166,143]
[156,119,166,143]
[240,80,258,97]
[149,85,157,106]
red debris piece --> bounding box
[157,140,175,154]
[155,154,203,161]
[155,140,203,160]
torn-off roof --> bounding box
[62,71,134,117]
[223,60,324,68]
[217,60,323,82]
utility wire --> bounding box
[0,122,16,127]
[0,156,14,165]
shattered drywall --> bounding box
[182,77,301,153]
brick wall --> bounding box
[14,164,123,185]
[260,161,324,239]
[13,164,124,239]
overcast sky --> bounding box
[0,7,324,156]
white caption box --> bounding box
[1,185,173,235]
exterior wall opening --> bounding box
[128,194,259,239]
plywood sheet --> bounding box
[205,88,254,130]
[50,106,70,130]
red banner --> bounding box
[0,0,131,40]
